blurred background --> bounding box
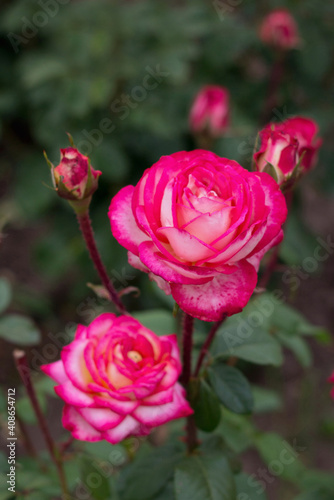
[0,0,333,498]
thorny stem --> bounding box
[180,313,198,453]
[261,51,286,125]
[13,350,69,499]
[194,316,227,377]
[181,313,194,386]
[77,211,126,315]
[16,414,38,459]
[185,415,198,454]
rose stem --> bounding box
[194,316,226,377]
[181,313,195,386]
[16,414,38,458]
[180,313,198,452]
[259,188,293,289]
[13,350,69,499]
[76,211,126,314]
[260,51,285,124]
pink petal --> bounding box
[248,172,287,257]
[109,185,148,255]
[63,405,102,442]
[78,407,124,432]
[248,229,284,272]
[138,241,215,284]
[94,395,139,415]
[103,416,142,444]
[87,313,116,339]
[141,387,175,406]
[170,262,258,321]
[61,340,92,391]
[75,324,88,340]
[41,360,68,385]
[128,251,150,273]
[133,384,193,426]
[157,227,216,262]
[158,362,180,390]
[55,381,96,407]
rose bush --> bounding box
[254,117,322,186]
[109,150,287,321]
[259,9,300,50]
[41,314,192,443]
[52,147,101,201]
[189,85,230,137]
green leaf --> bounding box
[190,379,221,432]
[133,309,176,336]
[276,332,312,368]
[252,386,282,414]
[262,293,326,338]
[254,433,306,485]
[80,454,111,500]
[217,412,254,454]
[174,452,236,500]
[82,441,127,466]
[0,493,15,500]
[294,489,334,500]
[208,363,253,414]
[154,482,175,500]
[0,314,41,345]
[213,326,283,366]
[0,278,12,314]
[118,441,185,500]
[299,469,334,493]
[235,472,268,500]
[262,162,279,183]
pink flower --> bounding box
[259,9,300,50]
[53,147,101,201]
[189,86,230,137]
[254,117,322,186]
[109,150,287,322]
[41,314,192,443]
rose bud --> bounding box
[259,9,300,50]
[254,117,322,187]
[189,85,230,138]
[109,150,287,322]
[41,314,193,444]
[46,147,101,211]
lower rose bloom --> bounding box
[41,314,192,443]
[109,150,287,322]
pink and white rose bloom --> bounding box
[41,314,192,443]
[109,150,287,322]
[259,9,300,50]
[189,86,230,137]
[53,147,101,201]
[254,117,322,186]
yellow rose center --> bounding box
[127,350,143,363]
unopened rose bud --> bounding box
[254,117,322,189]
[45,146,101,214]
[259,9,300,51]
[189,85,230,139]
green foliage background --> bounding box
[0,0,334,499]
